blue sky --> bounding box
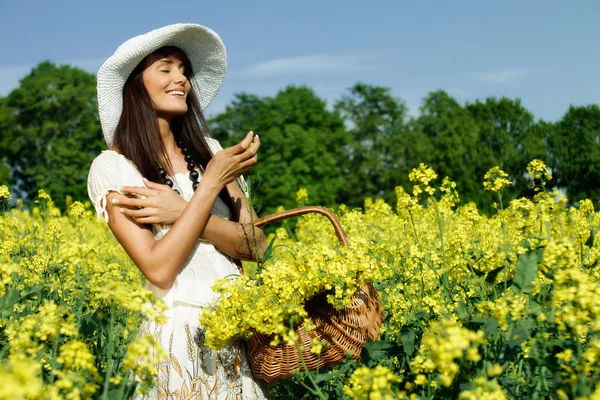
[1,0,598,121]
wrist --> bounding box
[196,176,223,196]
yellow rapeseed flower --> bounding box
[344,365,403,400]
[483,166,512,192]
[0,185,12,201]
[296,187,309,204]
[527,159,552,190]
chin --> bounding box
[172,107,188,115]
[157,106,188,117]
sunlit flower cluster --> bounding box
[409,163,438,196]
[0,358,42,400]
[483,166,512,192]
[458,376,507,400]
[0,185,12,201]
[257,161,600,399]
[411,319,486,387]
[0,188,166,398]
[527,159,553,190]
[2,159,600,399]
[201,222,391,348]
[343,365,404,400]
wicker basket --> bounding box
[247,206,384,383]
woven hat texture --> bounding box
[97,23,226,147]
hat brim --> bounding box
[97,23,226,147]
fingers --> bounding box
[239,154,258,172]
[142,178,169,190]
[112,196,146,208]
[247,135,260,155]
[119,206,160,225]
[234,135,260,162]
[120,185,155,198]
[131,216,158,225]
[231,131,255,155]
[240,131,254,150]
[120,206,165,225]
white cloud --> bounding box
[473,68,532,86]
[243,54,378,78]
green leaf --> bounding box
[258,236,277,266]
[470,317,500,336]
[0,289,20,315]
[469,265,486,277]
[401,329,415,356]
[360,340,402,365]
[313,371,338,384]
[485,265,505,284]
[457,301,469,321]
[503,323,533,362]
[508,326,531,349]
[497,376,518,398]
[512,249,541,294]
[0,288,41,317]
[585,229,595,248]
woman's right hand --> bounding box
[203,131,260,188]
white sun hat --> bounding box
[97,23,226,147]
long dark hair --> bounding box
[113,46,237,220]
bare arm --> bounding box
[200,180,267,261]
[116,147,267,261]
[107,132,259,290]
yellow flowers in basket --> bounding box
[201,232,390,350]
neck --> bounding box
[157,116,177,154]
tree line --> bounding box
[1,62,599,213]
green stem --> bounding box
[408,210,421,250]
[101,306,116,399]
[429,196,447,272]
[291,321,327,400]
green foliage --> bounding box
[0,62,104,209]
[467,97,548,203]
[210,86,350,213]
[512,248,542,294]
[415,90,481,204]
[0,195,163,398]
[334,83,409,207]
[550,104,600,202]
[265,173,600,399]
[2,60,599,213]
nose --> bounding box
[174,69,188,85]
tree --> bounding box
[210,86,350,213]
[0,62,104,209]
[466,97,547,199]
[334,83,410,206]
[415,91,481,204]
[0,97,15,185]
[550,105,600,202]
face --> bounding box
[142,53,192,119]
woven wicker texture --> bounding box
[97,24,226,147]
[248,207,385,383]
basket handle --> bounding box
[253,206,350,247]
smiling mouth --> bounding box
[166,90,185,97]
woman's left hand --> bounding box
[113,179,187,225]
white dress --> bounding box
[87,138,267,400]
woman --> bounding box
[87,24,267,399]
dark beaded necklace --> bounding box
[158,141,205,194]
